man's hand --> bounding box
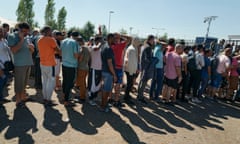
[113,74,117,83]
[178,77,182,84]
[18,31,24,40]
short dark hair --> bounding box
[107,33,114,41]
[197,44,204,50]
[71,31,80,37]
[2,23,9,28]
[17,22,30,30]
[41,26,51,34]
[168,38,175,45]
[204,48,211,54]
[147,35,154,41]
[95,36,103,42]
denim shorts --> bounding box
[102,72,113,92]
[211,73,222,88]
[115,68,123,84]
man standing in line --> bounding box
[38,26,59,106]
[8,22,34,107]
[60,31,80,106]
[137,35,155,104]
[101,33,117,112]
[111,33,131,108]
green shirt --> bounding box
[78,46,90,70]
[7,32,33,66]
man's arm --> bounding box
[121,34,132,46]
[107,59,117,82]
[10,38,24,54]
[176,66,182,83]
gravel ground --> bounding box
[0,78,240,144]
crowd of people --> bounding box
[0,22,240,112]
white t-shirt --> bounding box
[217,54,231,74]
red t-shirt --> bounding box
[167,45,174,52]
[111,42,127,69]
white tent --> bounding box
[0,16,17,28]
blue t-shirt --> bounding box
[7,33,33,66]
[201,56,210,78]
[153,44,163,69]
[60,38,79,68]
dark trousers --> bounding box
[62,65,76,101]
[177,71,189,99]
[150,68,164,99]
[0,75,7,100]
[124,71,135,99]
[191,70,202,98]
[34,57,42,89]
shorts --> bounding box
[211,73,222,88]
[115,68,123,84]
[14,66,31,93]
[229,76,238,90]
[102,72,113,92]
[164,77,178,89]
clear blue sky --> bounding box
[0,0,239,39]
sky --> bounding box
[0,0,239,40]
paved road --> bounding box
[1,78,240,144]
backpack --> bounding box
[187,55,197,71]
[210,56,219,75]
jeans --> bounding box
[62,65,76,101]
[150,68,164,99]
[0,75,7,100]
[198,77,209,97]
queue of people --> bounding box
[0,22,240,113]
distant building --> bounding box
[0,16,17,29]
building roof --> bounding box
[0,16,17,28]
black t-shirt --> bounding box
[101,44,115,73]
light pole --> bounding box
[204,16,218,40]
[129,27,133,35]
[108,11,114,33]
[152,27,165,38]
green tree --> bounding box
[101,25,108,38]
[45,0,57,29]
[57,6,67,31]
[81,21,95,40]
[16,0,35,28]
[119,28,128,35]
[159,32,168,41]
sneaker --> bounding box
[99,106,111,113]
[138,98,148,104]
[125,99,135,105]
[191,97,202,103]
[113,101,125,108]
[44,100,58,107]
[154,97,161,103]
[64,101,76,107]
[16,101,26,108]
[89,100,97,106]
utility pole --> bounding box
[108,11,114,33]
[204,16,218,41]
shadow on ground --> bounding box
[1,79,240,143]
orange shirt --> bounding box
[38,36,57,66]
